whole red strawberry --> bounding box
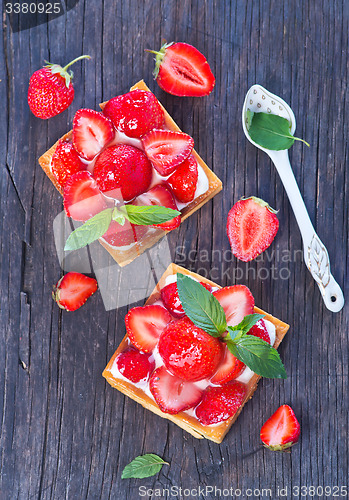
[51,140,86,188]
[93,144,152,201]
[158,317,222,381]
[28,55,90,119]
[103,89,164,138]
[227,197,279,262]
[147,41,215,97]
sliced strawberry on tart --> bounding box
[103,264,289,443]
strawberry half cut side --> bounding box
[210,345,245,385]
[149,366,203,414]
[227,197,279,262]
[142,129,194,176]
[63,171,108,221]
[260,405,301,451]
[213,285,254,327]
[52,272,98,311]
[73,108,115,161]
[125,304,172,353]
[151,42,215,97]
[167,155,198,203]
[134,184,181,231]
[195,381,247,425]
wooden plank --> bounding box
[0,0,348,498]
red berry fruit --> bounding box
[63,171,108,221]
[148,41,215,97]
[260,405,301,451]
[103,89,164,138]
[167,155,198,203]
[51,139,86,188]
[142,129,194,176]
[52,272,98,311]
[195,381,247,425]
[93,144,152,202]
[28,55,90,119]
[161,281,212,318]
[247,318,270,344]
[116,348,155,383]
[125,305,172,353]
[134,184,181,231]
[210,346,245,385]
[73,109,115,161]
[149,366,203,414]
[227,197,279,262]
[158,317,222,382]
[213,285,254,327]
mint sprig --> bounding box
[64,204,180,252]
[247,110,309,150]
[121,454,169,479]
[177,275,287,379]
[177,274,227,337]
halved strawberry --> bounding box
[161,281,212,318]
[149,41,215,97]
[213,285,254,327]
[149,366,203,414]
[158,317,222,381]
[227,197,279,262]
[210,346,245,385]
[73,109,115,160]
[167,155,198,203]
[134,184,181,231]
[101,220,148,247]
[247,318,270,344]
[260,405,301,451]
[142,129,194,176]
[63,171,108,221]
[116,348,155,383]
[52,272,98,311]
[103,89,164,138]
[195,381,247,425]
[125,305,172,353]
[51,140,86,188]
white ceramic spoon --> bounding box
[242,84,344,313]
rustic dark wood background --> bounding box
[1,0,348,498]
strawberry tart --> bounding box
[39,81,222,266]
[103,263,289,443]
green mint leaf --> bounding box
[226,329,287,379]
[177,274,227,337]
[120,204,180,226]
[112,207,126,226]
[229,313,265,334]
[64,208,113,251]
[248,112,309,150]
[121,454,169,479]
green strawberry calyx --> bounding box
[44,54,91,88]
[145,40,173,79]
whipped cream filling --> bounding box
[110,275,277,426]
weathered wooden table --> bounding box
[1,1,348,498]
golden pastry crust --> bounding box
[103,263,290,443]
[38,82,222,267]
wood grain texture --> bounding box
[1,0,348,498]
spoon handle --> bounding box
[268,150,344,313]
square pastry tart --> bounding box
[103,263,289,443]
[39,81,222,267]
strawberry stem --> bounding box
[62,54,91,72]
